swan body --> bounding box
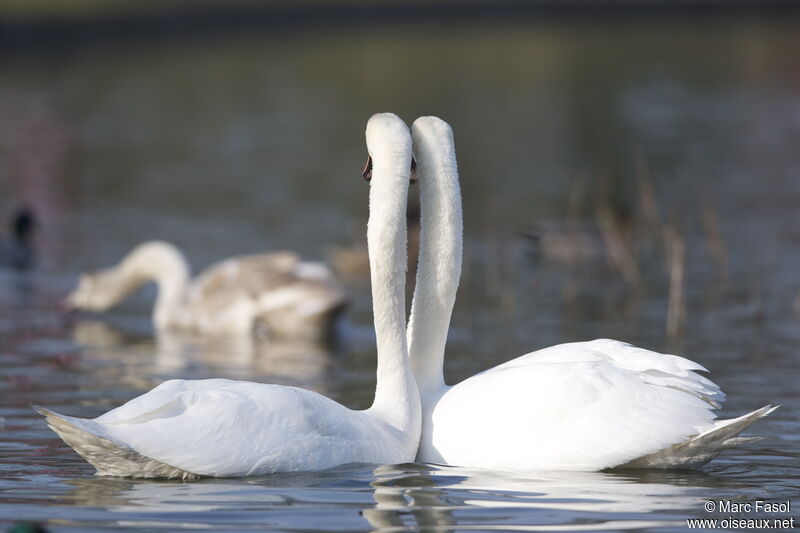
[420,339,775,470]
[40,113,421,478]
[67,241,347,340]
[37,379,409,478]
[407,116,776,471]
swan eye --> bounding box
[361,156,415,183]
[362,156,373,181]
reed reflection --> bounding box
[71,320,336,393]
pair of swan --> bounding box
[39,113,774,477]
[66,241,347,340]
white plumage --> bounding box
[38,113,421,478]
[38,379,409,478]
[407,115,776,471]
[423,339,775,470]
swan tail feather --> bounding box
[33,405,201,480]
[617,404,778,470]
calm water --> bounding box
[1,12,799,532]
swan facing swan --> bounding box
[66,241,347,340]
[38,113,421,478]
[407,115,776,471]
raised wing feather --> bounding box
[497,339,724,406]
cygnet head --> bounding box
[66,271,120,311]
[64,242,185,312]
[363,113,415,182]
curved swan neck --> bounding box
[364,114,419,433]
[407,117,463,398]
[117,241,191,326]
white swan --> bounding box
[66,240,347,340]
[37,112,421,478]
[407,115,776,471]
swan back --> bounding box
[39,379,416,477]
[188,252,348,338]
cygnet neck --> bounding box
[118,241,191,328]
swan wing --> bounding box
[429,339,724,470]
[189,252,301,308]
[51,379,391,476]
[494,339,723,406]
[188,253,346,335]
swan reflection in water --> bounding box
[71,320,336,393]
[59,464,725,531]
[361,464,715,530]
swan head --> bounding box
[364,113,416,182]
[411,116,454,162]
[65,271,122,312]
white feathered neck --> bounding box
[363,113,420,434]
[406,116,463,399]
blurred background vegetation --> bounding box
[1,1,799,379]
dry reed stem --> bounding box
[634,149,662,230]
[567,174,587,222]
[702,204,729,282]
[665,227,687,338]
[596,204,641,287]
